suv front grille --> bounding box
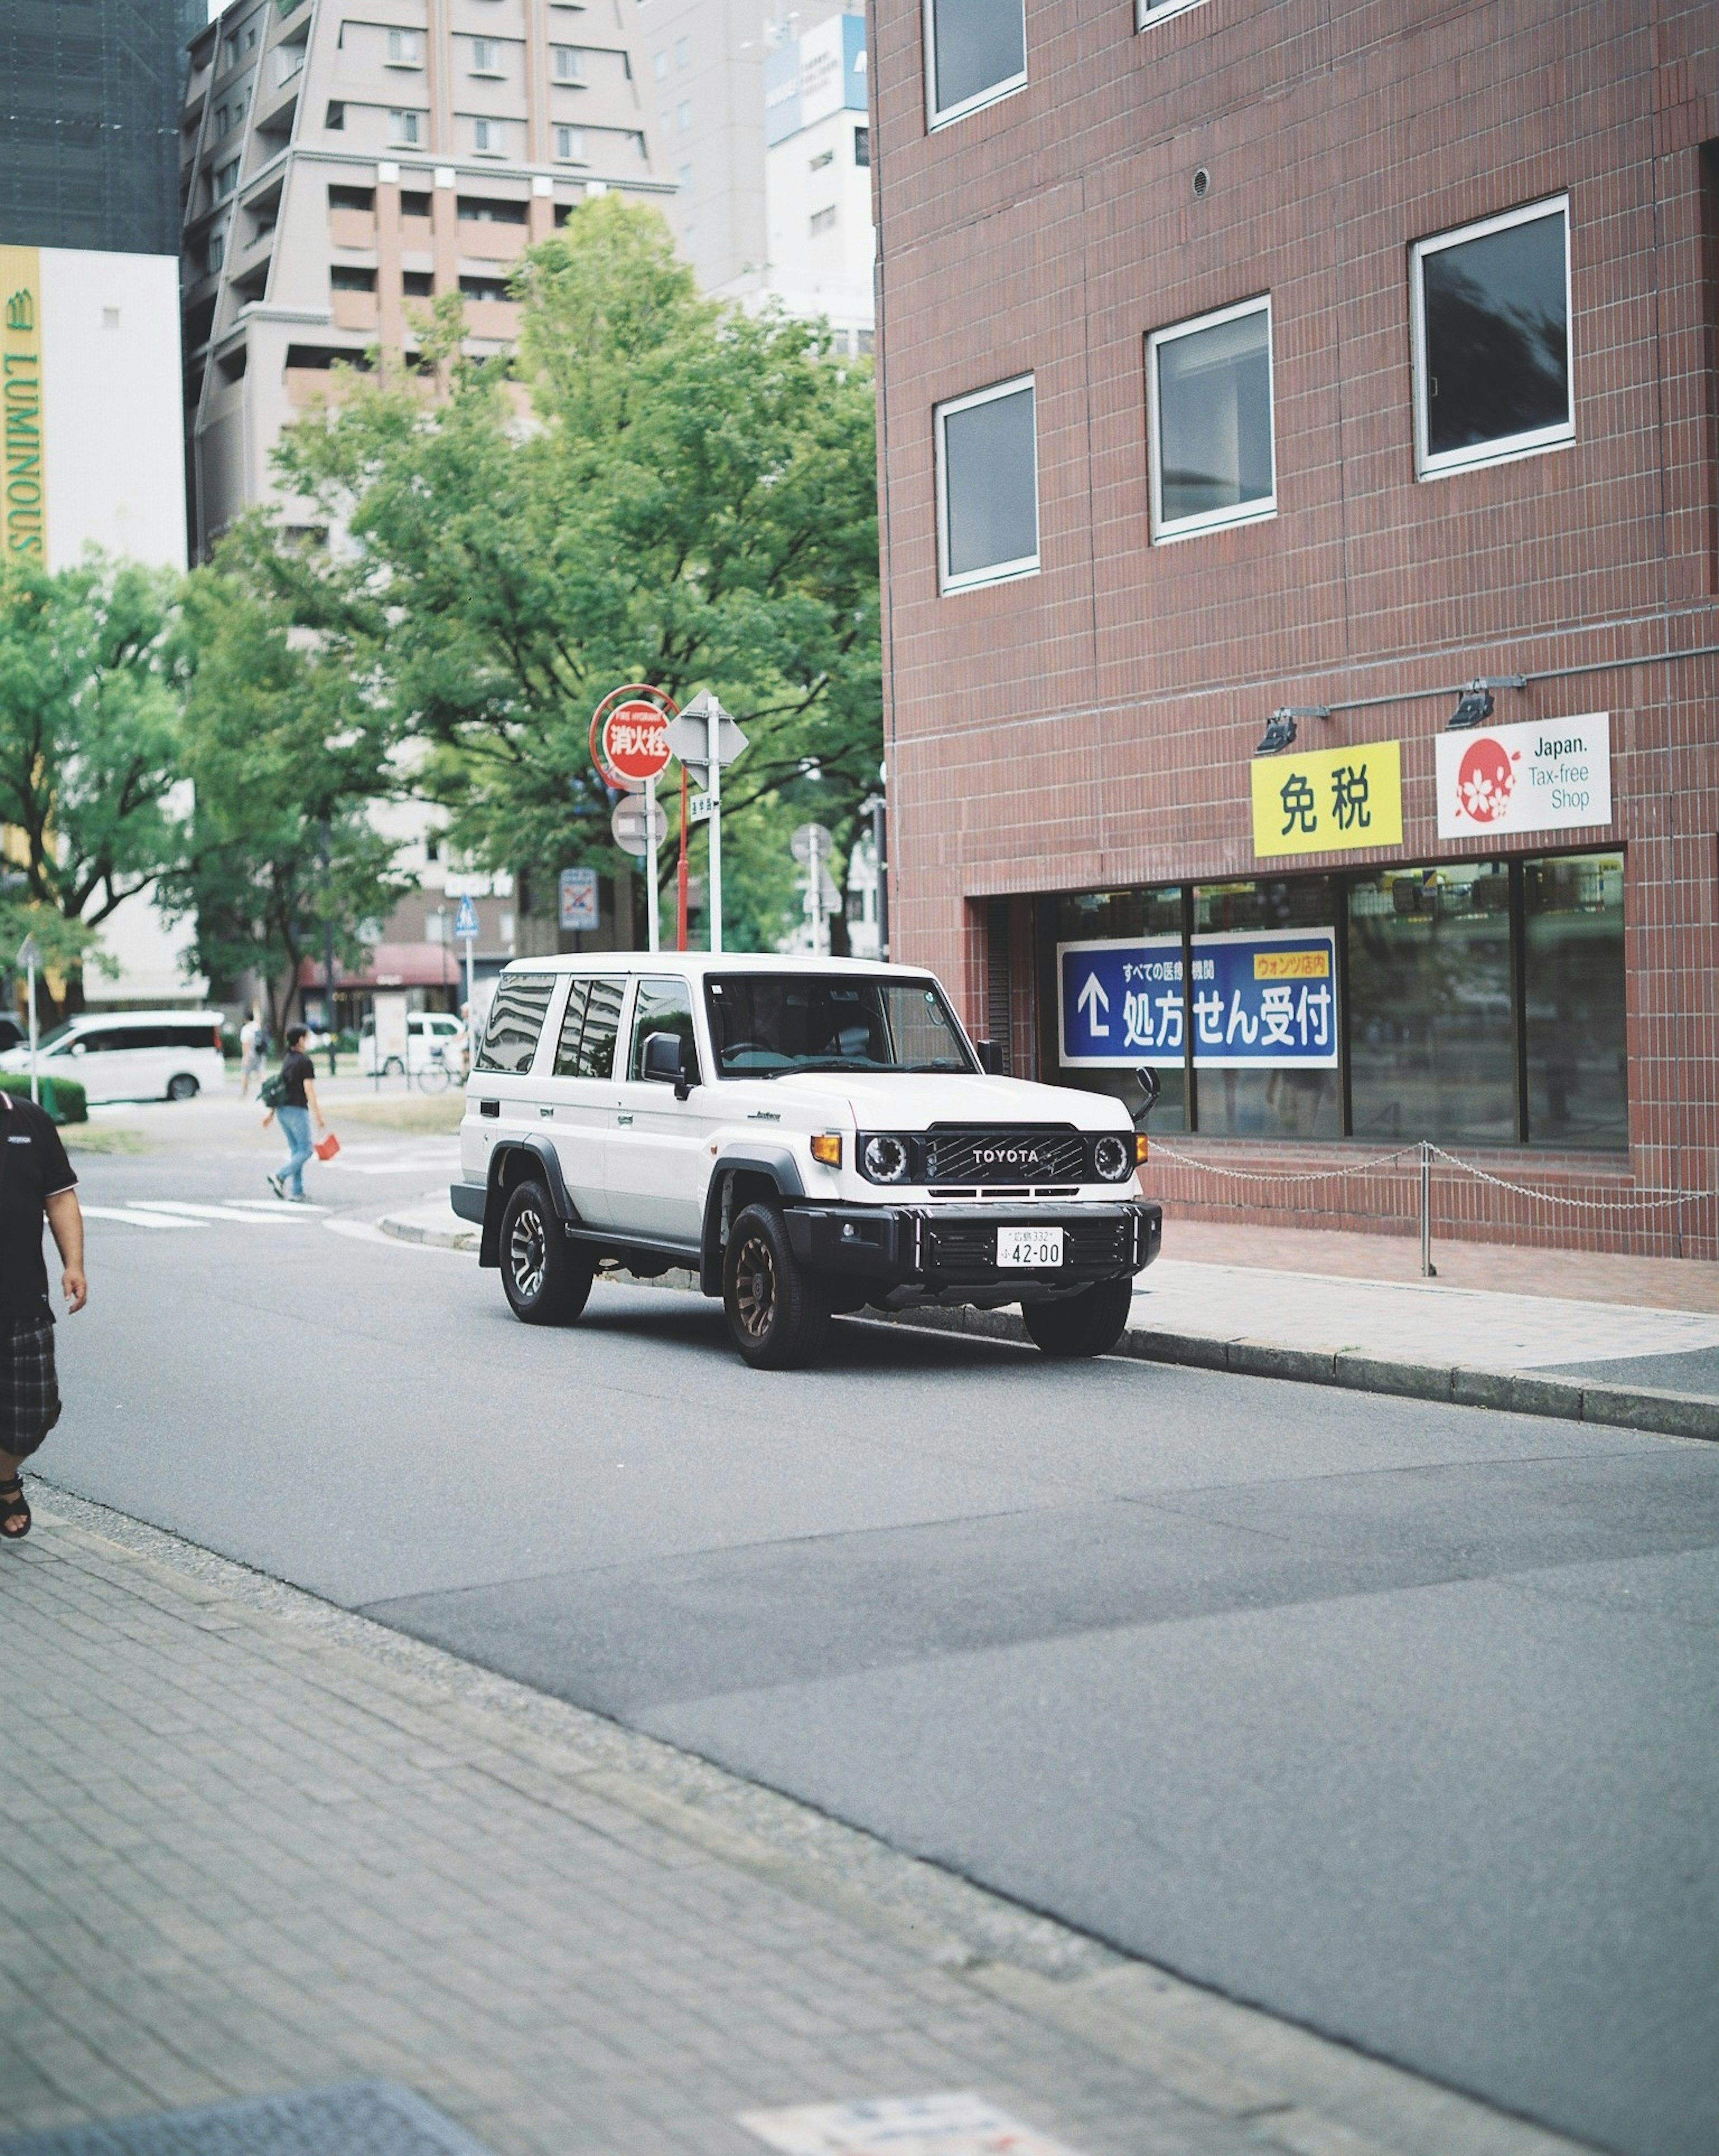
[924,1214,1135,1279]
[921,1128,1088,1186]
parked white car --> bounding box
[453,954,1160,1369]
[0,1010,228,1104]
[359,1010,465,1078]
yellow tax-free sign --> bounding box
[1251,738,1402,857]
[0,246,47,563]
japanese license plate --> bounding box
[997,1227,1064,1268]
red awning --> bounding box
[296,943,464,991]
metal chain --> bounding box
[1148,1140,1422,1185]
[1424,1145,1715,1212]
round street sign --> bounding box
[611,796,669,859]
[589,685,676,793]
[791,822,834,865]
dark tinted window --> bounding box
[929,0,1024,117]
[554,976,624,1079]
[475,975,555,1075]
[941,383,1036,582]
[1154,305,1273,527]
[628,978,699,1082]
[1420,207,1569,460]
[168,1025,216,1050]
[1193,879,1339,1139]
[1524,853,1625,1151]
[1347,866,1515,1144]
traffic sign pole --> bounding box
[677,766,689,951]
[706,698,723,954]
[644,774,659,953]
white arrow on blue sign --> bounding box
[453,896,479,940]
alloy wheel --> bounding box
[509,1206,547,1302]
[733,1233,777,1340]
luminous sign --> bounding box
[1059,928,1338,1069]
[1251,738,1403,858]
[1435,711,1610,838]
[0,247,46,560]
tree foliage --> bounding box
[280,199,881,948]
[158,523,410,1033]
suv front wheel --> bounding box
[500,1179,594,1326]
[723,1203,830,1370]
[1021,1276,1134,1360]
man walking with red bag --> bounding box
[262,1025,329,1202]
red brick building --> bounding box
[871,0,1719,1253]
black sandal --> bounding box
[0,1476,30,1541]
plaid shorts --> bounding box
[0,1318,60,1459]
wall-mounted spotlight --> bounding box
[1447,681,1495,731]
[1254,705,1330,757]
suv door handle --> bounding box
[616,1112,634,1126]
[539,1105,553,1117]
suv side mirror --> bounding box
[1132,1065,1161,1122]
[642,1030,696,1099]
[975,1039,1005,1075]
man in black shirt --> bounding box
[0,1087,86,1541]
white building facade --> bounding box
[760,11,871,353]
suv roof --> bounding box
[497,953,935,980]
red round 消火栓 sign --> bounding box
[590,686,676,791]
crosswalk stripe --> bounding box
[82,1206,206,1230]
[128,1201,320,1223]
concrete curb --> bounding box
[375,1211,1718,1443]
[881,1304,1719,1443]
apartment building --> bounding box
[872,0,1719,1253]
[181,0,671,553]
[762,9,872,353]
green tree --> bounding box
[159,524,410,1035]
[0,556,190,1004]
[280,199,881,948]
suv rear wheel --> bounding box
[723,1202,830,1370]
[500,1179,594,1326]
[1021,1277,1134,1360]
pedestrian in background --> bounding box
[0,1087,87,1542]
[239,1008,268,1099]
[262,1024,326,1203]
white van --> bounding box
[0,1010,228,1104]
[359,1010,465,1078]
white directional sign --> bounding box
[610,796,668,859]
[687,791,714,823]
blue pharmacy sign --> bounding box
[1057,929,1338,1070]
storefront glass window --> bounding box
[1524,852,1625,1151]
[1347,864,1514,1144]
[1051,885,1187,1131]
[1193,877,1340,1138]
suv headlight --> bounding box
[1091,1134,1133,1182]
[861,1134,911,1184]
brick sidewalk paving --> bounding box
[0,1489,1590,2156]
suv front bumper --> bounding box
[784,1200,1159,1298]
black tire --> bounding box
[166,1073,199,1102]
[499,1179,594,1326]
[723,1202,830,1369]
[1021,1276,1135,1360]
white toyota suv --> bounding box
[451,953,1161,1369]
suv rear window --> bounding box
[476,974,556,1075]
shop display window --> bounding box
[1524,852,1625,1151]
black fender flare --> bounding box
[481,1138,580,1268]
[699,1148,808,1294]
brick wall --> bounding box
[873,0,1719,1254]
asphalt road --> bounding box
[34,1094,1719,2156]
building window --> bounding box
[676,100,692,132]
[936,375,1038,592]
[854,125,870,166]
[470,37,503,73]
[676,161,693,188]
[205,228,226,274]
[653,49,669,80]
[810,148,834,172]
[555,125,588,162]
[325,100,345,129]
[552,44,584,81]
[459,275,512,303]
[472,117,507,153]
[389,109,421,145]
[330,265,376,292]
[327,184,374,212]
[386,27,423,66]
[401,189,431,216]
[1146,295,1275,542]
[276,39,306,83]
[676,36,689,66]
[402,270,434,297]
[1523,852,1625,1150]
[213,158,240,200]
[214,103,231,138]
[1136,0,1206,24]
[925,0,1026,128]
[809,205,837,234]
[1411,197,1573,479]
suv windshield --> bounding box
[706,974,976,1077]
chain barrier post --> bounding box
[1420,1139,1437,1278]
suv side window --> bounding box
[556,975,625,1079]
[475,973,555,1074]
[627,976,699,1082]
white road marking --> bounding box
[128,1201,320,1223]
[81,1206,207,1230]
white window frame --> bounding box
[1410,195,1574,482]
[1135,0,1206,27]
[470,38,504,76]
[386,27,423,67]
[472,116,505,154]
[924,0,1027,131]
[935,373,1039,595]
[213,158,240,200]
[551,44,584,81]
[1146,293,1277,545]
[388,109,422,146]
[554,124,587,163]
